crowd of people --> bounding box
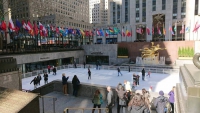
[29,64,175,113]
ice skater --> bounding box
[146,71,151,78]
[136,74,140,86]
[141,68,145,81]
[37,74,42,86]
[43,72,48,84]
[30,77,38,89]
[117,67,122,76]
[88,68,91,80]
[53,66,57,75]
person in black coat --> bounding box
[53,66,56,75]
[30,77,38,89]
[142,68,145,81]
[83,62,86,68]
[62,73,69,95]
[88,68,91,80]
[72,75,80,97]
[37,74,42,85]
[43,73,48,84]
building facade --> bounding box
[93,0,197,44]
[9,0,91,30]
[89,0,112,25]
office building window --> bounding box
[125,0,128,22]
[173,0,178,19]
[136,0,139,8]
[136,0,140,23]
[162,0,166,10]
[142,0,146,22]
[181,0,186,18]
[195,0,198,15]
[117,4,120,23]
[152,0,156,11]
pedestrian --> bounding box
[62,73,69,95]
[116,84,126,113]
[47,65,51,74]
[98,61,101,70]
[168,86,175,113]
[53,66,56,75]
[83,62,86,68]
[74,60,77,68]
[124,80,132,91]
[128,65,130,72]
[106,86,114,113]
[37,74,42,86]
[142,68,145,81]
[30,77,38,89]
[133,74,137,87]
[88,68,91,80]
[136,75,140,86]
[72,75,80,97]
[43,72,48,84]
[117,67,122,76]
[154,90,169,113]
[146,71,151,78]
[128,93,146,113]
[96,61,98,70]
[92,89,103,113]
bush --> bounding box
[178,47,194,57]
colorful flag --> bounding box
[157,24,161,35]
[22,20,27,30]
[180,23,185,34]
[122,28,125,37]
[163,24,165,35]
[185,27,190,33]
[174,22,177,32]
[33,22,39,35]
[26,21,33,31]
[9,19,15,30]
[1,21,7,31]
[152,27,154,35]
[100,29,104,36]
[169,25,174,35]
[126,30,131,37]
[109,27,114,32]
[146,27,150,35]
[136,28,142,34]
[15,20,21,32]
[193,21,200,32]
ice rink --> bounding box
[22,68,180,93]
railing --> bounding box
[21,64,179,78]
[63,108,108,113]
[40,96,57,113]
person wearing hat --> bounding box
[154,90,169,113]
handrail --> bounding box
[40,96,57,113]
[63,107,108,113]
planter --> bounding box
[117,56,129,58]
[178,57,193,60]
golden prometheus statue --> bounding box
[139,42,166,58]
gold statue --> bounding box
[139,42,166,58]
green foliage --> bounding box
[178,47,194,57]
[118,47,128,56]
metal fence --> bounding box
[21,64,179,78]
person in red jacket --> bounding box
[47,65,51,74]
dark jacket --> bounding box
[53,67,56,72]
[117,68,120,72]
[43,74,48,81]
[62,76,69,85]
[37,75,42,81]
[72,78,80,86]
[30,78,38,85]
[142,69,145,75]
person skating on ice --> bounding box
[88,68,91,80]
[117,67,122,76]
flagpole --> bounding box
[169,22,170,41]
[175,21,177,41]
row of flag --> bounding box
[0,19,200,38]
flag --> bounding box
[80,29,85,36]
[33,22,39,35]
[122,28,125,37]
[174,22,177,32]
[146,27,150,35]
[105,30,109,36]
[163,24,165,35]
[126,30,131,37]
[180,23,185,34]
[152,27,154,35]
[193,21,200,32]
[114,27,120,34]
[26,21,33,31]
[157,24,161,35]
[136,28,142,34]
[76,29,80,35]
[1,21,7,31]
[109,27,114,32]
[96,29,101,36]
[169,25,175,35]
[185,27,190,33]
[65,28,69,35]
[15,20,21,32]
[22,20,27,30]
[9,19,15,30]
[100,29,104,36]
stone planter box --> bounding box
[178,57,193,60]
[117,56,128,58]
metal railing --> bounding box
[63,107,108,113]
[40,96,57,113]
[21,64,179,78]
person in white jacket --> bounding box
[124,80,132,91]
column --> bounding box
[146,0,152,41]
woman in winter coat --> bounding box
[142,89,150,113]
[168,86,175,113]
[128,93,147,113]
[92,89,102,113]
[154,90,169,113]
[116,84,127,113]
[72,75,80,97]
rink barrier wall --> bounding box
[22,64,179,79]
